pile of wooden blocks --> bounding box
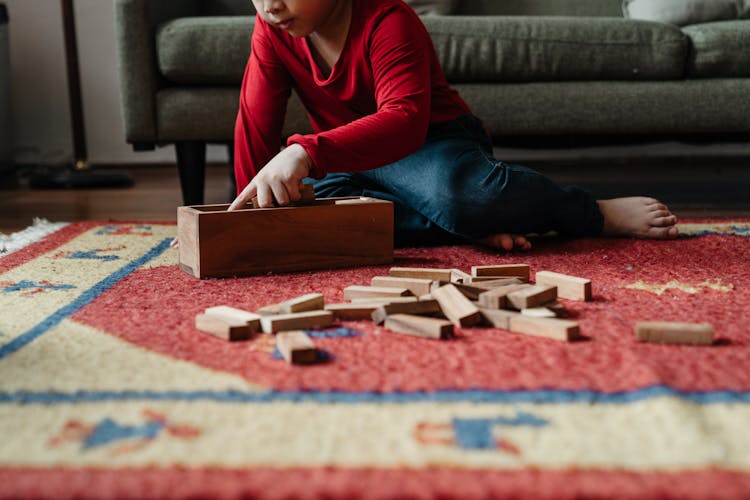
[195,264,714,364]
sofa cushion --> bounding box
[157,16,253,84]
[422,17,687,82]
[158,16,688,85]
[457,0,622,16]
[405,0,458,15]
[684,21,750,77]
[623,0,742,26]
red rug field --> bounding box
[0,219,749,499]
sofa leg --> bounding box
[175,141,206,206]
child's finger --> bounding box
[288,179,302,202]
[228,181,257,211]
[255,183,276,208]
[270,182,291,206]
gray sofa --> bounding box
[115,0,750,205]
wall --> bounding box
[5,0,227,166]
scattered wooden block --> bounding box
[389,267,453,282]
[478,307,520,329]
[506,284,558,310]
[469,276,527,285]
[384,314,454,340]
[204,306,261,332]
[508,315,580,342]
[468,277,525,288]
[257,304,282,316]
[195,313,254,341]
[348,296,419,304]
[534,271,592,301]
[276,331,318,364]
[543,301,566,317]
[450,269,472,284]
[343,285,412,301]
[431,281,487,301]
[477,284,531,309]
[278,293,325,314]
[635,322,714,345]
[472,264,530,282]
[371,276,433,297]
[325,302,382,321]
[521,307,557,318]
[430,284,482,327]
[371,299,442,325]
[177,197,393,278]
[260,310,334,334]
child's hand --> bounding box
[228,144,312,211]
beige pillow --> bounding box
[622,0,744,26]
[404,0,458,15]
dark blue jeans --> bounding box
[312,114,604,247]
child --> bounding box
[228,0,679,250]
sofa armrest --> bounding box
[114,0,201,145]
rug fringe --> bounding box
[0,218,69,256]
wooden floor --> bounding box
[1,160,749,234]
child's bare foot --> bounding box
[597,197,679,239]
[479,234,532,251]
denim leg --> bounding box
[359,115,603,240]
[311,174,463,247]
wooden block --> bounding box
[325,302,382,321]
[535,271,592,301]
[543,301,566,317]
[506,284,558,310]
[177,197,393,278]
[343,285,412,301]
[477,284,531,309]
[384,314,454,340]
[276,331,318,364]
[430,284,482,327]
[204,306,261,332]
[299,182,316,203]
[257,304,282,316]
[260,310,334,334]
[195,313,254,341]
[521,307,557,318]
[508,315,580,342]
[278,293,325,314]
[371,299,443,325]
[371,276,433,297]
[478,307,520,329]
[389,267,452,282]
[472,264,530,282]
[431,281,487,301]
[349,296,419,305]
[450,269,472,284]
[469,276,527,285]
[635,322,714,345]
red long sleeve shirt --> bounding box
[233,0,472,190]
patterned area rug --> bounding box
[1,220,749,499]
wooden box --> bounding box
[178,197,393,278]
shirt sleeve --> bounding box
[287,8,432,176]
[233,15,293,192]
